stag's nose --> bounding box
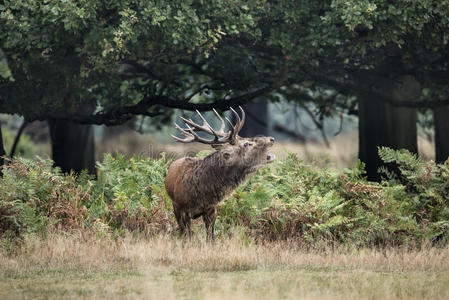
[269,137,275,144]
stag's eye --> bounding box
[223,152,231,159]
[243,142,249,147]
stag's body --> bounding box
[165,107,275,240]
[165,152,247,238]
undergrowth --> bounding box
[1,148,449,248]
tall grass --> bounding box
[3,232,449,274]
[2,232,449,299]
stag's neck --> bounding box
[195,152,247,201]
[201,151,247,183]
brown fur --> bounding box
[165,136,275,241]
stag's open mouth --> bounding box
[267,154,276,163]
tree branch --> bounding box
[184,84,214,102]
[24,58,290,126]
[28,81,283,126]
[304,68,449,109]
[9,120,28,157]
[300,103,330,148]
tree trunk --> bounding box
[49,119,96,175]
[239,97,268,137]
[0,124,5,176]
[358,75,420,181]
[434,106,449,163]
[358,94,388,181]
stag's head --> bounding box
[171,107,275,170]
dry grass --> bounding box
[1,232,449,299]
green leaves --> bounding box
[94,153,169,214]
[331,0,377,31]
[0,49,13,80]
[378,147,449,225]
[1,0,447,125]
[218,149,449,247]
[2,149,449,246]
[0,0,269,121]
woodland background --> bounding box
[1,1,449,299]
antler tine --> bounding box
[173,122,220,144]
[174,122,193,136]
[229,107,242,138]
[185,122,222,143]
[179,111,224,137]
[171,123,194,143]
[237,106,245,133]
[180,116,205,132]
[224,116,235,140]
[196,109,234,140]
[230,107,241,123]
[195,110,215,132]
[174,123,199,140]
[182,110,231,139]
[212,108,227,134]
[171,134,193,143]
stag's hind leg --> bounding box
[174,207,192,238]
[203,207,217,242]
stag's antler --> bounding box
[171,106,245,145]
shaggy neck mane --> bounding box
[201,151,223,169]
[194,151,247,197]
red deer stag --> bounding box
[165,107,275,241]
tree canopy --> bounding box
[0,0,448,125]
[259,0,449,112]
[0,49,12,80]
[0,0,281,125]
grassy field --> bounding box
[2,232,449,299]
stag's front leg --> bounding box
[203,207,217,242]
